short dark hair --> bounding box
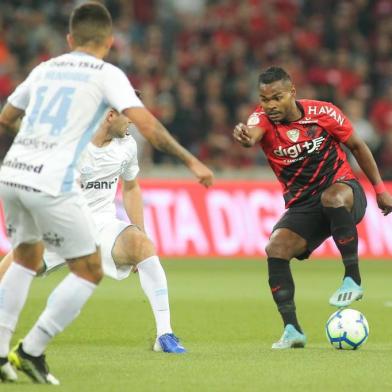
[258,66,292,85]
[69,2,112,46]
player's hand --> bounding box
[233,123,254,147]
[188,159,214,188]
[376,192,392,216]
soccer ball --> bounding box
[325,308,369,350]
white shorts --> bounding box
[0,182,98,259]
[44,218,132,280]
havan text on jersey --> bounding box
[307,105,345,126]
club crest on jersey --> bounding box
[79,166,94,177]
[247,114,259,127]
[286,129,300,142]
[120,160,129,174]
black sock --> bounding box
[323,206,361,285]
[267,257,302,332]
[344,263,361,285]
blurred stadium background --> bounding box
[0,0,391,177]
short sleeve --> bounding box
[102,64,144,113]
[323,104,354,143]
[121,137,140,181]
[246,108,271,131]
[7,66,40,110]
[247,112,262,127]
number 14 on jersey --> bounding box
[26,86,76,136]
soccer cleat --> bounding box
[329,277,364,307]
[153,333,187,353]
[271,324,307,349]
[0,357,17,382]
[8,341,60,385]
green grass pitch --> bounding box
[2,258,392,391]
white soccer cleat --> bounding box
[329,277,364,307]
[272,324,307,349]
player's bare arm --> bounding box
[232,123,264,147]
[0,103,24,135]
[123,107,214,188]
[122,178,145,232]
[345,132,392,215]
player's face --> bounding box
[259,80,296,123]
[108,112,131,138]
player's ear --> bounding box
[105,35,114,50]
[107,109,119,122]
[66,34,74,50]
[291,86,296,98]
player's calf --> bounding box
[113,227,185,352]
[267,257,303,333]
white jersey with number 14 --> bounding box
[0,51,143,196]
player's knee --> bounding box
[265,240,291,260]
[119,228,156,263]
[14,242,44,272]
[133,232,156,262]
[142,236,156,255]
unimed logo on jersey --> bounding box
[2,158,43,173]
[273,136,325,159]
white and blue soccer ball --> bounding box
[326,308,369,350]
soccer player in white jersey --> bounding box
[0,2,212,385]
[0,107,185,355]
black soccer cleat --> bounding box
[8,341,59,385]
[0,356,17,382]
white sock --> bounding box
[0,262,36,357]
[0,327,12,358]
[137,256,172,337]
[23,273,96,356]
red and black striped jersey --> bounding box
[247,99,356,208]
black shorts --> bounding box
[272,180,367,260]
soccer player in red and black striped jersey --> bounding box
[233,66,392,349]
